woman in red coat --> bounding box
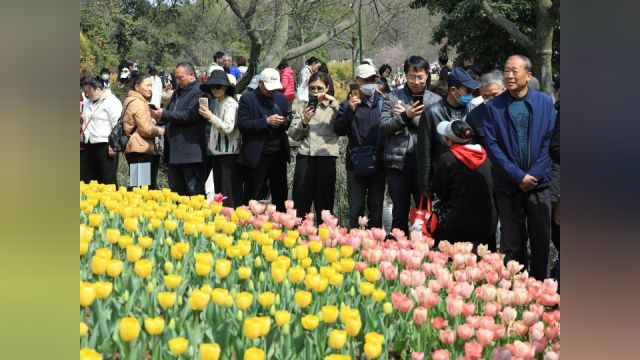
[278,61,296,105]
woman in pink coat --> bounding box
[278,61,296,104]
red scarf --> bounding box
[449,144,487,170]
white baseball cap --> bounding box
[259,68,282,91]
[355,64,377,79]
[437,120,469,144]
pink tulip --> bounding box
[421,263,434,276]
[491,347,512,360]
[532,338,548,354]
[477,328,494,346]
[457,324,474,340]
[430,317,448,330]
[529,321,545,341]
[539,293,559,307]
[512,288,529,306]
[452,253,465,268]
[500,306,517,324]
[496,289,514,307]
[483,302,499,317]
[431,350,448,360]
[545,323,559,340]
[485,270,499,284]
[493,324,506,340]
[398,249,412,264]
[512,320,529,336]
[371,228,386,242]
[521,310,538,326]
[400,270,425,288]
[506,260,524,275]
[367,248,382,263]
[413,306,428,326]
[425,292,441,308]
[347,235,361,250]
[411,286,430,306]
[478,285,497,302]
[438,329,456,345]
[411,352,426,360]
[467,267,483,282]
[464,341,483,359]
[462,302,476,317]
[358,216,368,227]
[454,269,468,283]
[355,261,368,272]
[391,291,414,313]
[478,316,495,330]
[445,296,463,317]
[428,279,442,293]
[544,351,559,360]
[499,279,512,290]
[507,341,535,358]
[457,282,474,299]
[379,261,398,281]
[465,315,480,329]
[406,255,423,269]
[266,204,276,214]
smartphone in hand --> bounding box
[149,104,158,110]
[349,83,360,98]
[199,97,209,108]
[412,94,423,105]
[307,95,318,110]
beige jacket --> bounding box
[123,91,162,155]
[288,101,339,156]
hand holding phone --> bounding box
[349,83,360,98]
[149,104,158,110]
[307,95,318,110]
[199,97,209,109]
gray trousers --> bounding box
[495,188,551,280]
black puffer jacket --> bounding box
[416,99,472,193]
[379,87,440,170]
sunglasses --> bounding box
[309,86,325,91]
[210,84,225,90]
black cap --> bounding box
[200,70,231,92]
[447,67,480,89]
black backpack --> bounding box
[108,99,139,152]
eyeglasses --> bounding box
[407,76,427,82]
[210,85,225,90]
[309,86,325,91]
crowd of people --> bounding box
[80,51,560,283]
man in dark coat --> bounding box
[237,68,291,211]
[483,55,557,280]
[151,62,207,196]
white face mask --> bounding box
[101,74,109,81]
[359,83,376,96]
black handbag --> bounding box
[108,99,139,152]
[350,145,377,176]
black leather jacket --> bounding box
[379,87,441,170]
[416,99,472,193]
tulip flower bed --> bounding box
[80,182,560,360]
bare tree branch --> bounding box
[480,0,534,51]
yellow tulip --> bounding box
[94,281,113,299]
[238,266,252,280]
[258,292,275,307]
[257,316,271,336]
[211,288,229,306]
[345,318,362,337]
[323,248,340,263]
[339,258,355,272]
[372,289,386,302]
[330,273,344,286]
[288,266,305,283]
[164,219,177,232]
[324,355,351,360]
[170,245,183,260]
[157,292,177,308]
[200,343,221,360]
[318,226,330,241]
[88,213,102,227]
[226,245,241,258]
[340,307,360,323]
[271,265,286,283]
[274,310,291,326]
[80,322,89,337]
[269,229,282,241]
[340,245,354,258]
[314,277,330,293]
[300,257,313,268]
[359,282,374,296]
[363,268,380,282]
[80,241,89,256]
[106,259,123,277]
[283,235,296,248]
[118,316,140,342]
[301,315,320,330]
[80,282,96,307]
[261,221,273,232]
[117,234,133,249]
[195,262,212,277]
[263,247,278,262]
[364,342,382,359]
[200,284,213,294]
[168,337,189,356]
[94,247,112,260]
[274,255,291,269]
[294,245,309,260]
[79,348,102,360]
[237,240,251,256]
[328,329,348,349]
[309,240,323,253]
[134,259,153,278]
[244,347,265,360]
[364,332,385,347]
[138,236,153,249]
[144,317,165,335]
[294,290,312,308]
[195,252,214,266]
[243,317,262,339]
[383,302,393,314]
[164,274,182,289]
[91,256,107,275]
[215,259,232,278]
[321,305,339,323]
[123,217,138,233]
[223,222,237,235]
[126,245,143,262]
[236,292,253,311]
[79,225,93,243]
[176,241,190,254]
[189,289,211,311]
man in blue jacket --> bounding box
[483,55,557,280]
[237,68,291,211]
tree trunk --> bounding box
[261,0,290,68]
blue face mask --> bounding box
[458,94,473,106]
[360,83,376,96]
